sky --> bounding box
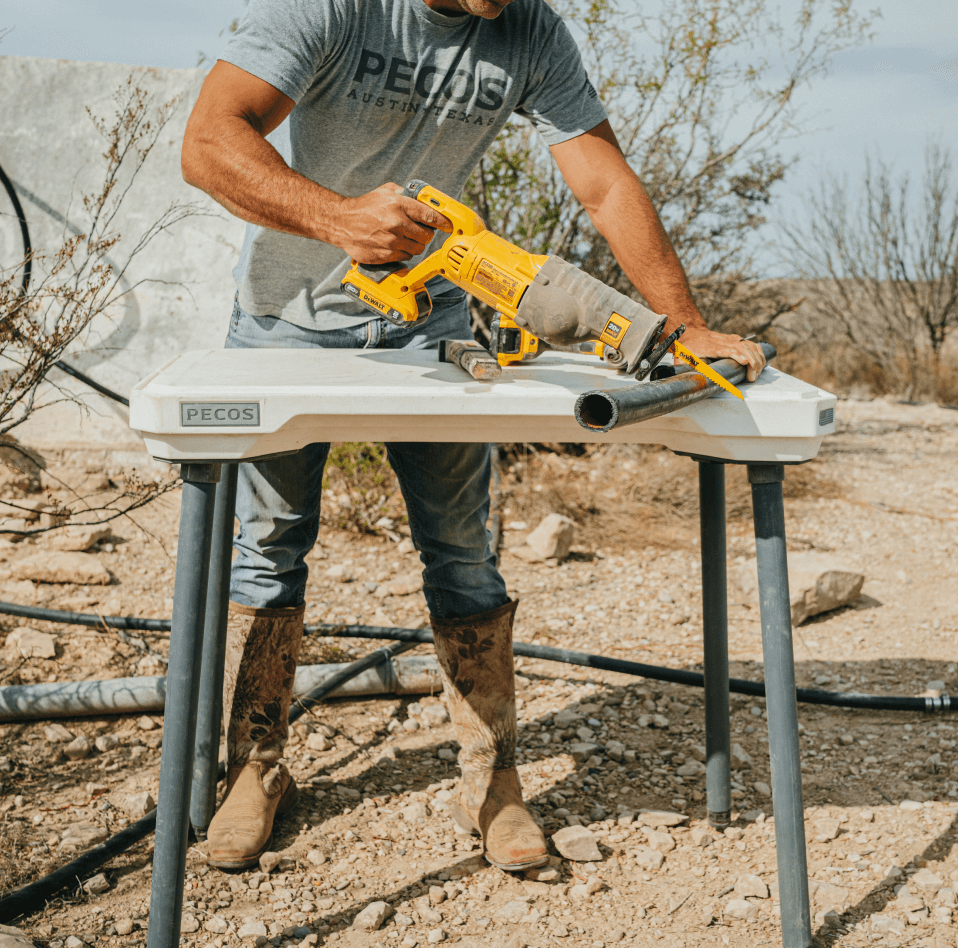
[1,0,955,276]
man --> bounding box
[182,0,766,874]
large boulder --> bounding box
[730,552,864,626]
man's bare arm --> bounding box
[181,61,450,263]
[550,120,765,381]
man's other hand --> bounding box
[679,328,766,382]
[338,183,452,264]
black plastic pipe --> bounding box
[0,156,130,408]
[0,600,951,714]
[575,342,777,432]
[0,639,414,923]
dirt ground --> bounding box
[0,393,957,948]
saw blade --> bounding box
[671,341,745,400]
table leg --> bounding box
[147,463,221,948]
[747,463,812,948]
[190,462,238,838]
[698,461,731,829]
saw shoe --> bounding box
[431,600,548,872]
[207,602,304,870]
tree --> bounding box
[780,141,958,399]
[0,76,206,535]
[464,0,875,343]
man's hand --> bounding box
[335,183,452,264]
[679,327,766,382]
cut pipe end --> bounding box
[575,391,617,432]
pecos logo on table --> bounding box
[347,49,507,125]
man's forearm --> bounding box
[588,174,705,335]
[182,115,347,244]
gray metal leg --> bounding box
[189,462,238,838]
[147,463,221,948]
[698,461,731,829]
[748,464,812,948]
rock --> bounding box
[730,552,864,626]
[238,921,269,939]
[813,818,842,842]
[899,799,923,810]
[121,791,155,819]
[815,909,844,930]
[305,732,333,752]
[324,564,355,583]
[568,742,600,762]
[64,939,87,948]
[180,914,200,934]
[0,925,37,948]
[911,868,944,895]
[690,827,712,848]
[638,809,688,828]
[80,871,110,896]
[397,538,415,555]
[64,735,91,760]
[734,874,769,899]
[60,824,109,852]
[552,825,602,861]
[569,883,592,900]
[94,734,119,753]
[676,760,705,777]
[437,747,456,761]
[495,900,534,923]
[643,829,675,853]
[869,915,905,935]
[606,740,625,761]
[753,781,771,796]
[421,705,450,727]
[353,901,392,932]
[575,726,595,741]
[809,880,850,910]
[427,930,445,944]
[524,513,575,561]
[730,743,752,768]
[725,899,759,920]
[428,886,446,905]
[204,917,229,934]
[553,709,580,728]
[43,723,74,743]
[403,718,420,732]
[6,627,56,659]
[10,551,110,585]
[114,920,134,936]
[377,573,422,597]
[633,846,665,871]
[49,525,111,552]
[307,849,327,866]
[259,851,282,873]
[401,801,431,822]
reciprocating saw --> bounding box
[340,181,667,374]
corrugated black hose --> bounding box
[0,639,416,922]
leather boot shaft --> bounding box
[431,599,548,871]
[223,602,304,788]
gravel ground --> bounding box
[0,394,956,948]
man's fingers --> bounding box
[403,197,453,233]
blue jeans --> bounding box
[225,294,508,621]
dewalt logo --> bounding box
[362,293,387,311]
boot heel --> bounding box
[450,801,480,836]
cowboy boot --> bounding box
[430,599,548,871]
[207,602,303,869]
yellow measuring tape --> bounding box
[671,341,745,400]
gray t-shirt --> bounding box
[223,0,608,330]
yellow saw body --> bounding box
[341,181,740,398]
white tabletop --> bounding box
[129,348,836,464]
